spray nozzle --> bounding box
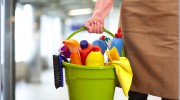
[63,39,80,52]
[99,35,106,40]
[115,27,122,38]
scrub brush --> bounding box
[53,55,68,89]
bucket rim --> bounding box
[63,61,115,69]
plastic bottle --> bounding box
[110,27,123,56]
[59,45,70,58]
[79,40,93,65]
[92,40,107,54]
[86,46,104,66]
[63,39,82,65]
[100,35,112,49]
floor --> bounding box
[16,69,161,100]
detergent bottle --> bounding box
[86,45,104,66]
[80,40,93,65]
[110,27,123,56]
[63,39,82,65]
[92,39,107,54]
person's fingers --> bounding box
[85,21,90,29]
[99,23,103,33]
[89,26,93,33]
[94,21,98,33]
[95,22,100,34]
[85,21,92,33]
[91,22,94,33]
[95,21,103,34]
[85,19,104,33]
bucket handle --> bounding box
[66,27,115,40]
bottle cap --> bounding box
[59,45,70,58]
[99,35,106,40]
[104,37,110,42]
[60,45,68,52]
[115,27,122,38]
[80,40,88,49]
[92,45,100,51]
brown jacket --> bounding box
[120,0,179,99]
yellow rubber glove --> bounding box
[106,47,133,96]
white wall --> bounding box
[40,15,62,67]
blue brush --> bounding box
[53,55,68,89]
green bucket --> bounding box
[63,62,116,100]
[63,27,118,100]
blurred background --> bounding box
[0,0,161,100]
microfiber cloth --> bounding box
[106,47,133,96]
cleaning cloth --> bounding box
[106,47,133,96]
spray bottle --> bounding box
[59,45,70,58]
[63,39,82,65]
[110,27,123,56]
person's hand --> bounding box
[85,18,103,34]
[85,0,114,34]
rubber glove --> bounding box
[85,0,114,33]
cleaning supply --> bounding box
[96,45,103,53]
[80,40,93,65]
[100,35,112,49]
[106,47,133,96]
[59,45,70,58]
[110,27,123,56]
[86,45,104,66]
[99,35,106,40]
[53,27,117,100]
[53,55,68,88]
[106,47,119,61]
[92,40,107,54]
[63,39,82,65]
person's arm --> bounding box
[85,0,114,33]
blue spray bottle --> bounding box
[110,27,123,56]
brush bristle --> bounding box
[53,55,62,89]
